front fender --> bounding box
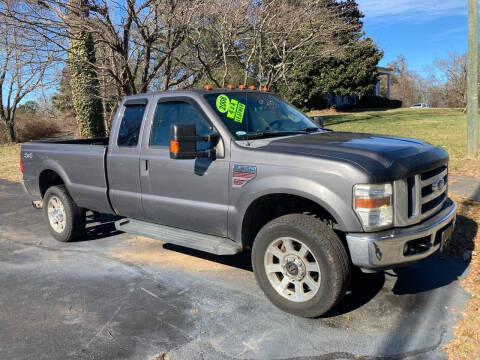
[228,175,363,242]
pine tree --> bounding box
[278,0,383,110]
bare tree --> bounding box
[73,0,213,94]
[387,55,424,107]
[3,0,362,129]
[200,0,355,89]
[434,52,467,108]
[0,3,54,142]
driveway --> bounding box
[0,179,471,360]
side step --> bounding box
[115,219,242,255]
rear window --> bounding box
[117,104,147,147]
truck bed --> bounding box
[33,137,109,145]
[21,138,114,214]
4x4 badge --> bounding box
[232,165,257,187]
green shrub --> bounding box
[357,96,402,108]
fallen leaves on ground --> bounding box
[443,194,480,360]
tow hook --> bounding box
[32,200,43,209]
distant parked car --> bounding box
[410,103,429,108]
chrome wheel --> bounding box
[264,237,321,302]
[47,195,66,233]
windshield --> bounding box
[204,92,318,139]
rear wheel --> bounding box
[252,214,350,317]
[43,185,86,242]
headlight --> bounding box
[353,183,393,231]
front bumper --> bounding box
[346,198,456,270]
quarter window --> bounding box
[117,104,147,147]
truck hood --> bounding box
[261,132,449,182]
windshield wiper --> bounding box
[238,130,310,140]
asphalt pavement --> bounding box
[0,179,471,360]
[450,174,480,201]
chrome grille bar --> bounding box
[419,165,448,218]
[420,167,448,186]
[394,164,448,227]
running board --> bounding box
[115,219,242,255]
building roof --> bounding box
[377,66,393,74]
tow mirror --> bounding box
[313,116,324,129]
[169,123,217,160]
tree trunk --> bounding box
[6,121,15,143]
[68,0,105,138]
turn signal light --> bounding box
[354,197,391,209]
[238,84,246,90]
[204,84,213,90]
[170,140,179,153]
[227,84,235,89]
[248,85,256,90]
[261,87,268,92]
[353,183,393,231]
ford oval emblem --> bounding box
[432,178,445,192]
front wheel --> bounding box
[43,185,86,242]
[252,214,350,317]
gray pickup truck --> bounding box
[21,88,456,317]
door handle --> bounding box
[141,159,149,176]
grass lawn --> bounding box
[0,143,21,182]
[313,108,480,178]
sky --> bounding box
[357,0,468,76]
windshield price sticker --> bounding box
[216,94,230,113]
[234,102,245,123]
[227,98,238,119]
[217,94,246,123]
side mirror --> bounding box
[169,123,217,160]
[313,116,324,129]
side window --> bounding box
[150,101,212,149]
[117,104,147,147]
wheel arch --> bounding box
[38,168,67,198]
[240,192,347,251]
[36,159,74,199]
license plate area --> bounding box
[435,220,454,250]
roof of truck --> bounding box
[123,88,267,99]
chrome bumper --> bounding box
[346,198,457,270]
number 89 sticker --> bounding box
[216,94,230,113]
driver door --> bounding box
[139,97,229,237]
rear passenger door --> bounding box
[107,98,150,218]
[139,96,229,237]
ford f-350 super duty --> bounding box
[21,88,456,317]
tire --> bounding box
[43,185,86,242]
[251,214,350,318]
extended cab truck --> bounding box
[21,89,457,317]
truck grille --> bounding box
[394,164,448,227]
[418,164,448,217]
